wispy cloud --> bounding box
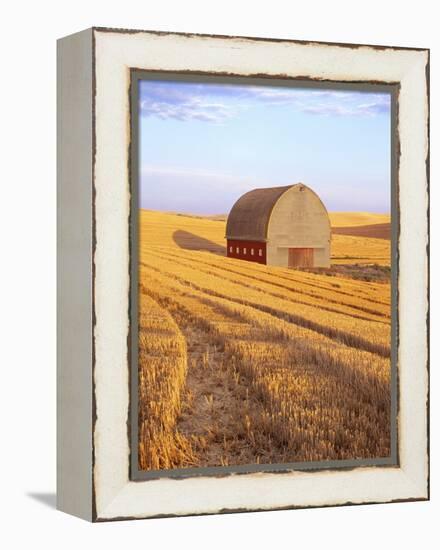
[246,87,391,117]
[140,97,234,123]
[301,98,390,117]
[139,82,236,123]
[139,81,391,123]
[141,164,247,182]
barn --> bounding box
[225,183,331,268]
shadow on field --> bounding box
[173,230,226,255]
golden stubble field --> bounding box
[138,209,392,470]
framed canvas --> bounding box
[57,27,429,522]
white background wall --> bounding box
[0,1,438,548]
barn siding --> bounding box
[227,239,266,264]
[266,185,331,268]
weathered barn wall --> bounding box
[227,239,266,264]
[266,185,331,268]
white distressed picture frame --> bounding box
[57,27,429,522]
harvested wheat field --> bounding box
[138,209,392,470]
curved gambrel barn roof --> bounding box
[226,185,292,241]
[226,183,327,241]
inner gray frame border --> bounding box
[129,70,399,482]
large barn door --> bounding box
[288,248,314,268]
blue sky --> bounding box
[139,80,391,215]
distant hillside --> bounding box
[332,223,390,240]
[140,209,391,266]
[142,209,391,241]
[329,212,390,227]
[329,213,391,240]
[152,210,391,227]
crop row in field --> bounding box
[140,269,390,462]
[138,293,196,470]
[141,251,391,357]
[154,244,391,305]
[148,247,390,320]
